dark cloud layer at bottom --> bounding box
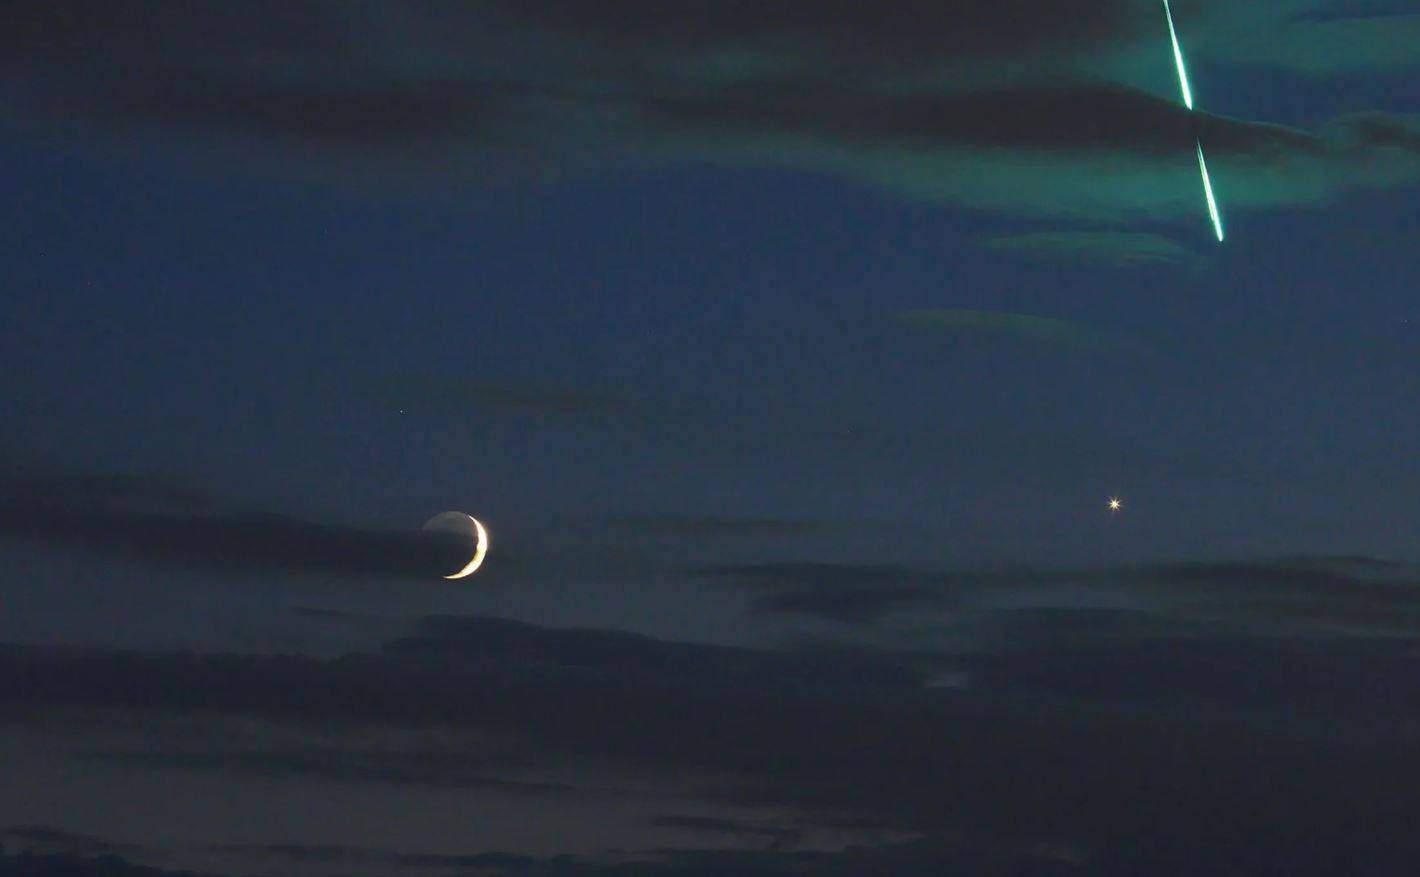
[4,814,1420,876]
[7,611,1420,871]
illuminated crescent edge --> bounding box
[444,515,488,580]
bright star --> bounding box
[1108,497,1123,512]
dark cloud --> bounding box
[210,843,538,871]
[0,474,474,581]
[381,614,923,692]
[698,555,1420,636]
[361,374,631,418]
[698,562,953,624]
[699,562,925,589]
[90,750,574,795]
[211,844,364,866]
[0,848,200,877]
[647,84,1195,155]
[6,838,1420,877]
[15,69,517,148]
[492,0,1146,59]
[11,599,1420,872]
[9,631,1420,870]
[0,826,140,859]
[648,816,802,850]
[689,96,1420,218]
[1124,556,1420,631]
[963,632,1420,719]
[2,2,1417,221]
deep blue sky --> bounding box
[4,111,1418,574]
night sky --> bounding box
[3,2,1420,875]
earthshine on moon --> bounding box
[422,511,488,579]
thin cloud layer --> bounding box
[979,231,1200,268]
[697,556,1420,635]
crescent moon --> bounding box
[422,512,488,579]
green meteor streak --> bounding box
[1161,0,1223,243]
[1196,139,1224,242]
[1162,0,1194,110]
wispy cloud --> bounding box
[978,231,1200,268]
[695,555,1420,636]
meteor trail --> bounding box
[1196,139,1224,242]
[1162,0,1193,110]
[1161,0,1223,243]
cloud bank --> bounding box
[9,605,1420,874]
[2,1,1417,225]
